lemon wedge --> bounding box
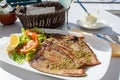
[86,14,97,25]
[7,34,19,52]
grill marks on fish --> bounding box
[30,58,86,76]
[29,34,101,76]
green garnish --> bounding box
[9,27,47,64]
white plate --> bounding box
[0,29,112,80]
[77,19,107,29]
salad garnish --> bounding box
[7,28,47,64]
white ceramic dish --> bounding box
[0,29,112,80]
[77,18,107,29]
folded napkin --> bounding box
[72,29,120,57]
[26,6,55,15]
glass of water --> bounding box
[59,0,73,30]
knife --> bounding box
[96,34,120,45]
[95,34,120,57]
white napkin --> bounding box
[26,6,55,15]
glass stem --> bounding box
[65,8,69,31]
[66,9,69,29]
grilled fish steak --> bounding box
[29,34,101,76]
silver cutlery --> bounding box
[77,0,89,15]
[96,34,120,45]
[109,35,120,44]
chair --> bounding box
[6,0,41,6]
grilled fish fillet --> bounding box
[29,34,101,76]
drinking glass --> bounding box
[59,0,73,30]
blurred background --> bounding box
[0,0,120,18]
[43,0,120,17]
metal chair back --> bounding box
[6,0,41,6]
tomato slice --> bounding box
[20,30,39,54]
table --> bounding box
[0,3,120,80]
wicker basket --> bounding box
[16,1,65,29]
